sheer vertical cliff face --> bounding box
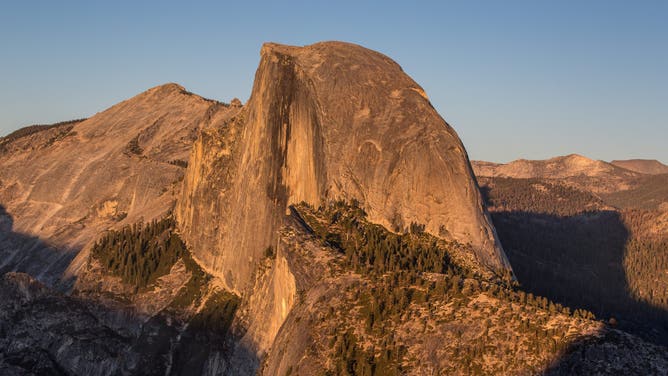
[176,41,511,293]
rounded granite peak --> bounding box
[134,83,223,106]
[558,153,596,162]
[259,41,405,75]
[146,82,186,94]
[261,40,368,55]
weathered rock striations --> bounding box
[0,83,234,286]
[176,41,511,293]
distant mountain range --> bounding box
[473,155,668,211]
[473,154,668,180]
[474,154,668,354]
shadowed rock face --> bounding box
[176,41,511,292]
[0,84,235,286]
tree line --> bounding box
[296,200,598,375]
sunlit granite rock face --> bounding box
[0,84,235,287]
[176,41,511,293]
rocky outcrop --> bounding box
[258,207,668,376]
[176,41,511,294]
[0,269,242,376]
[0,84,235,286]
[0,272,139,375]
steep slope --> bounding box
[0,84,237,286]
[258,203,668,375]
[0,272,140,375]
[4,205,666,375]
[0,267,242,376]
[176,41,511,296]
[612,159,668,175]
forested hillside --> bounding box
[478,177,608,216]
[259,202,666,375]
[478,176,668,346]
[0,118,86,146]
[601,174,668,210]
[91,216,186,288]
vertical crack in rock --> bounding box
[177,41,513,296]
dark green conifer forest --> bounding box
[91,216,186,288]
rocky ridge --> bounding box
[0,83,236,287]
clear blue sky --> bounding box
[1,1,666,163]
